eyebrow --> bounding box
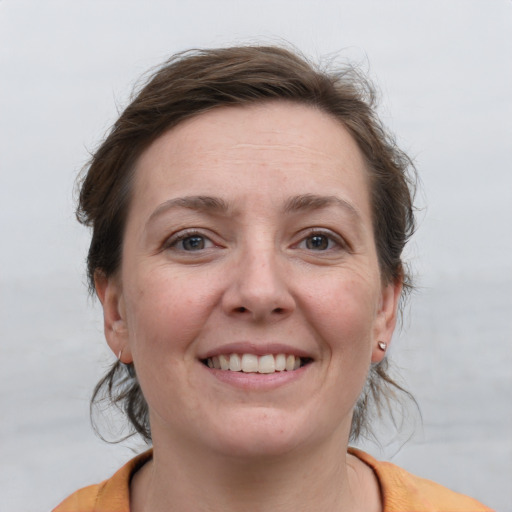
[147,193,361,225]
[147,195,231,224]
[283,194,361,220]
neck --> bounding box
[131,430,380,512]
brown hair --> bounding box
[79,45,417,443]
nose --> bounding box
[221,249,296,323]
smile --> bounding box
[202,353,312,374]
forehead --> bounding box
[131,101,370,214]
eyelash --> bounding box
[165,229,216,252]
[163,228,347,254]
[295,229,346,252]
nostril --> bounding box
[231,305,288,316]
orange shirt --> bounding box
[53,448,493,512]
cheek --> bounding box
[306,274,379,347]
[298,275,380,428]
[122,271,219,420]
[124,270,219,359]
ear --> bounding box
[94,270,133,364]
[371,277,402,364]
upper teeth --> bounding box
[206,353,302,373]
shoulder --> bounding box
[52,483,102,512]
[349,447,494,512]
[52,450,153,512]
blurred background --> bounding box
[1,1,511,510]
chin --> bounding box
[203,407,322,460]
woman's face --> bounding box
[98,102,401,457]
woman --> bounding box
[54,46,492,511]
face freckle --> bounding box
[106,101,400,457]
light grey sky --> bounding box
[1,1,511,510]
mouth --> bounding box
[200,353,313,374]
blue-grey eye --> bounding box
[181,236,206,251]
[306,234,330,250]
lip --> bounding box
[200,361,311,390]
[197,342,314,360]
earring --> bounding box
[118,349,123,361]
[378,341,387,351]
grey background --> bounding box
[1,1,511,510]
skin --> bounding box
[96,101,401,511]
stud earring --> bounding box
[378,341,387,351]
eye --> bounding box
[179,235,208,251]
[167,231,215,252]
[305,234,330,250]
[297,230,342,251]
